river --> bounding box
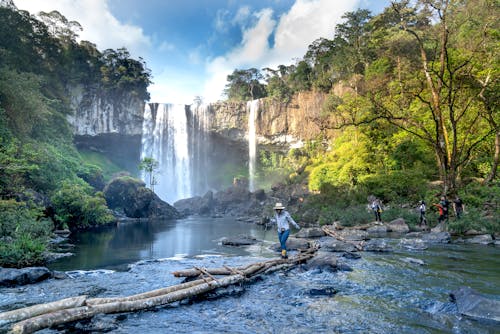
[1,217,499,333]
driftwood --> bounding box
[2,245,318,334]
[322,226,365,251]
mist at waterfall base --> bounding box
[140,103,246,204]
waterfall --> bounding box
[247,100,259,192]
[140,103,211,204]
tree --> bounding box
[224,68,267,101]
[139,157,159,191]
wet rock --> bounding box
[402,257,425,265]
[451,286,500,323]
[302,252,338,272]
[272,237,309,251]
[221,235,258,246]
[104,176,180,219]
[308,287,337,297]
[319,238,358,252]
[399,238,428,250]
[43,251,74,263]
[74,314,119,332]
[422,232,451,244]
[342,252,361,259]
[294,227,326,238]
[363,239,393,252]
[465,234,494,245]
[405,232,424,238]
[431,222,447,233]
[366,224,388,237]
[53,229,71,237]
[0,267,52,287]
[387,218,410,233]
[334,229,369,241]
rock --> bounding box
[342,252,361,259]
[387,218,410,233]
[402,257,425,265]
[53,229,71,237]
[431,222,447,233]
[464,229,483,236]
[294,227,326,238]
[272,237,309,251]
[465,234,494,245]
[103,176,180,219]
[405,232,424,238]
[399,238,428,250]
[319,238,358,252]
[302,252,338,272]
[74,314,119,332]
[451,286,500,323]
[422,232,451,244]
[0,267,52,287]
[221,235,258,246]
[363,239,393,252]
[366,224,388,237]
[308,287,337,297]
[334,229,369,241]
[43,252,74,263]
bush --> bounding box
[51,181,114,230]
[0,200,52,267]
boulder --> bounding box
[272,237,309,251]
[402,257,425,265]
[319,238,358,252]
[103,176,180,219]
[307,287,338,297]
[0,267,52,287]
[422,232,451,244]
[451,286,500,323]
[221,235,258,246]
[363,239,393,252]
[465,234,494,245]
[302,252,339,272]
[366,225,388,237]
[387,218,410,233]
[334,229,369,241]
[294,227,326,238]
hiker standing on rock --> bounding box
[371,199,382,224]
[418,200,427,229]
[270,202,300,259]
[453,196,464,219]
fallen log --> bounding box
[0,296,87,326]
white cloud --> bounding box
[158,41,175,52]
[203,0,361,102]
[13,0,151,58]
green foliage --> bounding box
[51,181,114,230]
[78,149,122,181]
[139,157,159,190]
[0,200,52,267]
[224,68,267,101]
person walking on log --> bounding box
[270,202,300,259]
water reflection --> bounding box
[49,217,271,271]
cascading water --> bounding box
[247,100,259,192]
[141,103,209,204]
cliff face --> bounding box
[210,91,326,147]
[67,85,145,172]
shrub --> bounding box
[0,200,51,267]
[51,181,114,230]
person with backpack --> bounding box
[269,202,300,259]
[433,196,449,225]
[371,199,382,223]
[418,200,427,228]
[453,196,464,219]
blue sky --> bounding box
[14,0,391,103]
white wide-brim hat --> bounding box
[273,202,285,210]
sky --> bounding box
[13,0,391,104]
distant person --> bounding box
[270,202,300,259]
[418,200,427,228]
[453,196,464,219]
[433,196,449,225]
[371,199,382,223]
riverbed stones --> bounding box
[387,218,410,233]
[272,237,309,251]
[451,286,500,323]
[399,238,428,250]
[302,252,338,272]
[334,229,369,241]
[366,224,388,237]
[319,238,358,252]
[0,267,52,287]
[421,232,451,244]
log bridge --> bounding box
[0,245,318,334]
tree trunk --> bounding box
[485,131,499,183]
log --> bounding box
[0,296,87,326]
[11,275,244,334]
